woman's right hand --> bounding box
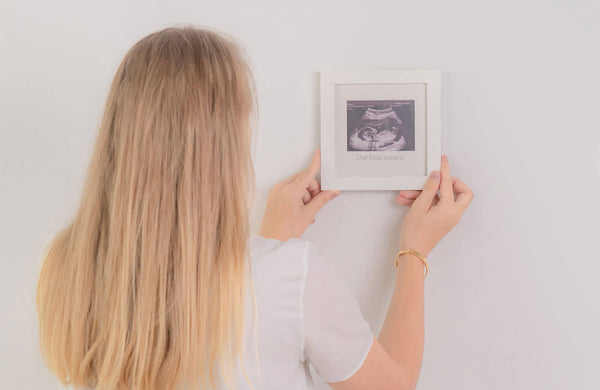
[258,149,340,241]
[395,154,473,258]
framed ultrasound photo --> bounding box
[320,69,441,191]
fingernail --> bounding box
[333,190,341,197]
[430,171,440,179]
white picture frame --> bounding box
[320,69,441,191]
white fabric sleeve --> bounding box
[300,242,374,383]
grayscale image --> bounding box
[347,100,415,151]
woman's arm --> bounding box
[329,155,474,390]
[376,249,425,389]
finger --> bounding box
[307,178,321,198]
[451,176,474,212]
[395,195,415,207]
[305,189,340,216]
[412,170,441,210]
[301,189,311,204]
[397,193,439,207]
[294,149,321,187]
[398,190,421,200]
[439,154,453,205]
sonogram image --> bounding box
[346,100,415,152]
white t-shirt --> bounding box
[60,234,373,390]
[231,234,374,389]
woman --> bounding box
[36,25,473,390]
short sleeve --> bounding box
[300,242,374,383]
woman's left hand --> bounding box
[259,149,340,241]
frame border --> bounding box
[320,69,441,191]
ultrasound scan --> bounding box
[347,100,415,152]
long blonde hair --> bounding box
[36,25,258,389]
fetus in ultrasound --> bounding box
[347,101,415,152]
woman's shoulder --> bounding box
[248,233,334,280]
[248,234,339,310]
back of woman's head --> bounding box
[36,25,258,390]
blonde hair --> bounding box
[36,25,259,389]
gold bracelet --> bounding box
[395,249,429,277]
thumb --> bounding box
[414,171,440,210]
[305,190,340,217]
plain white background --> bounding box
[1,0,599,389]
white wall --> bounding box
[1,0,599,389]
